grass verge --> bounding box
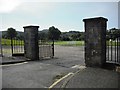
[54,41,84,46]
[1,39,24,46]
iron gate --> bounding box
[1,37,24,57]
[11,37,24,56]
[39,40,54,59]
[106,29,120,65]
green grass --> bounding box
[106,41,120,46]
[54,41,85,46]
[2,39,119,46]
[1,39,24,46]
[55,41,120,46]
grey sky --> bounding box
[0,0,119,32]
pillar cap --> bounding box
[23,25,39,28]
[83,17,108,22]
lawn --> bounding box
[55,41,120,46]
[1,39,119,46]
[106,41,120,46]
[1,39,24,46]
[54,41,85,46]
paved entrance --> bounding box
[40,45,85,68]
[2,45,85,88]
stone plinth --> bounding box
[83,17,108,67]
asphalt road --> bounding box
[2,45,85,88]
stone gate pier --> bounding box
[23,26,39,60]
[83,17,108,67]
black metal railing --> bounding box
[12,38,24,56]
[106,29,120,65]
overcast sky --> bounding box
[0,0,119,32]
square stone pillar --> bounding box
[83,17,108,67]
[23,26,39,60]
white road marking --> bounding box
[38,62,50,65]
[49,72,74,89]
[1,62,28,67]
[71,65,86,69]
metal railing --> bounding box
[106,29,120,65]
[1,37,24,57]
[12,38,24,56]
[39,40,54,59]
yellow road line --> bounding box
[1,62,28,67]
[49,65,86,89]
[49,72,74,89]
[61,65,86,88]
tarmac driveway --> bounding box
[42,45,85,68]
[2,45,85,88]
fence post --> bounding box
[23,25,39,60]
[83,17,108,67]
[0,32,3,57]
[52,39,54,57]
[11,38,13,56]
